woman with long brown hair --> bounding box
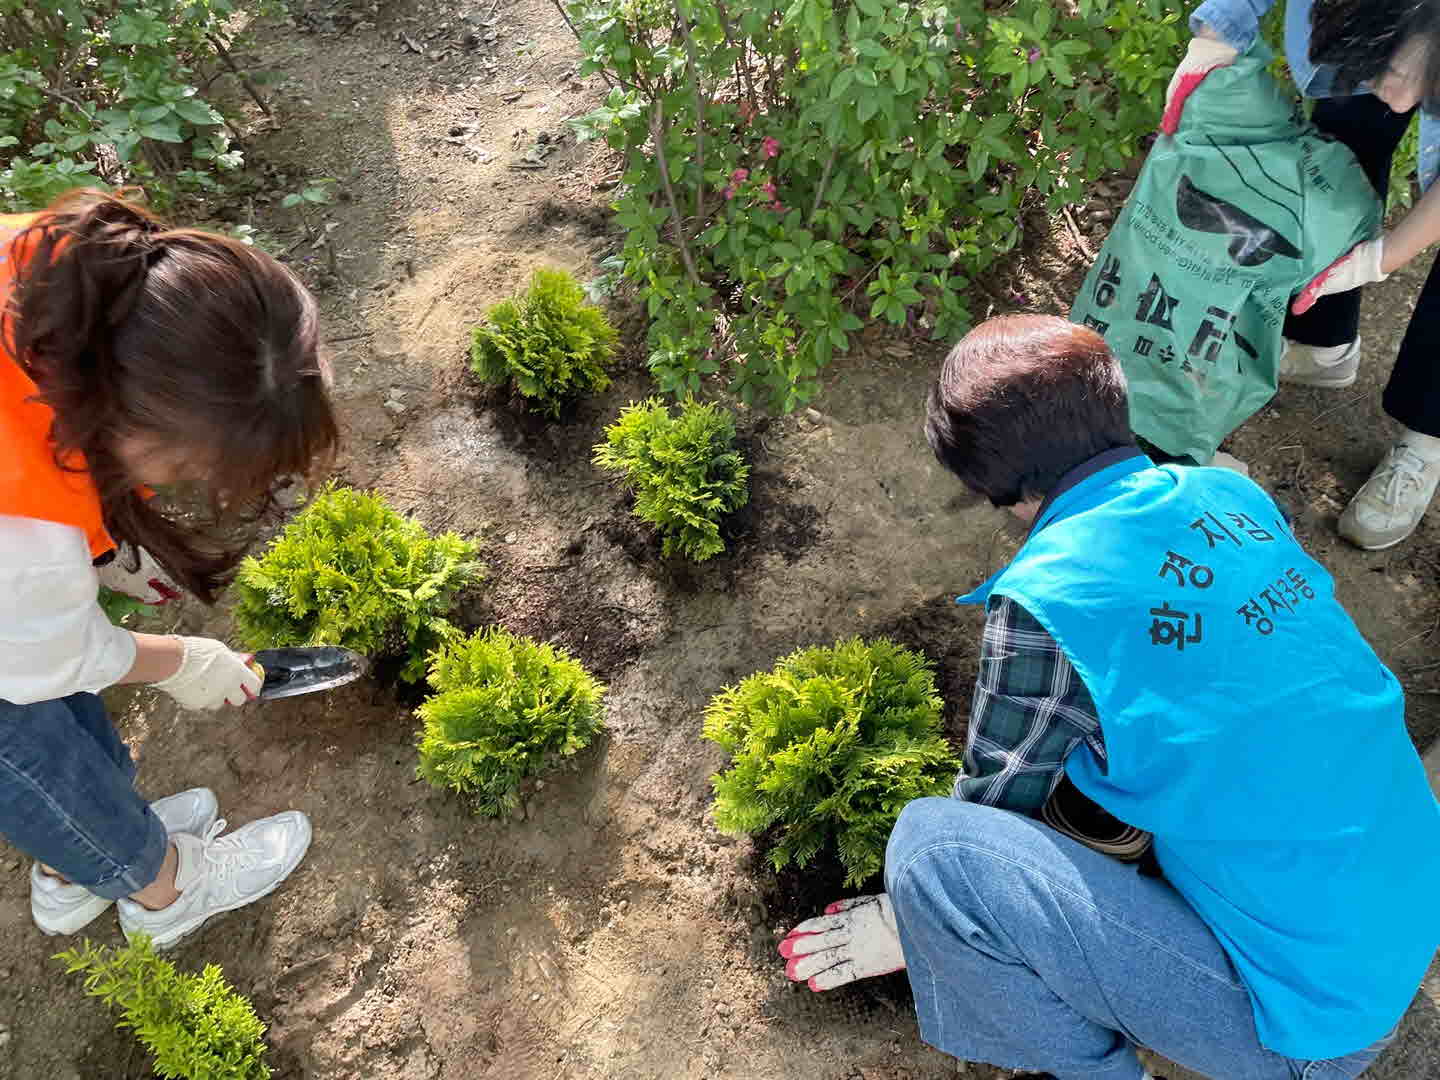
[0,189,339,947]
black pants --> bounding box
[1283,95,1440,438]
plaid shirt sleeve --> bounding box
[952,595,1106,815]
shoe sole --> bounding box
[125,820,313,950]
[32,895,114,936]
[1279,371,1358,389]
[1340,529,1412,551]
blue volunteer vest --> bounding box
[960,454,1440,1059]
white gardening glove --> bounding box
[1291,236,1388,315]
[97,545,181,605]
[778,894,905,991]
[152,637,262,710]
[1161,34,1239,135]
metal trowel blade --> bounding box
[253,646,368,700]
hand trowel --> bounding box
[248,646,368,700]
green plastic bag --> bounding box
[1070,44,1382,464]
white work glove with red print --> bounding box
[1291,236,1388,315]
[1161,35,1239,135]
[778,894,905,991]
[97,545,182,605]
[152,637,262,710]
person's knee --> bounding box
[885,797,989,899]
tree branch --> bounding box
[676,6,707,225]
[809,149,837,226]
[206,34,271,118]
[649,97,701,287]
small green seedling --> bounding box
[703,637,959,887]
[56,936,271,1080]
[416,628,606,816]
[593,397,749,562]
[233,484,482,682]
[468,268,618,417]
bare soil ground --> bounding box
[1,2,1438,1078]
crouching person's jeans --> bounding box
[0,693,167,899]
[884,798,1395,1080]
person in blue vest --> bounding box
[777,314,1440,1079]
[1167,0,1440,550]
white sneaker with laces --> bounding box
[30,787,219,936]
[117,811,311,949]
[1280,338,1360,389]
[1339,443,1440,550]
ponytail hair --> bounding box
[4,189,339,603]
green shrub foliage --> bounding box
[0,0,270,211]
[703,637,959,886]
[416,628,606,816]
[468,268,619,417]
[233,485,482,682]
[567,0,1189,410]
[593,397,750,561]
[56,936,271,1080]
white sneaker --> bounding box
[1280,338,1360,389]
[29,787,219,936]
[117,812,311,949]
[1339,444,1440,550]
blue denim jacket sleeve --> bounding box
[1189,0,1277,52]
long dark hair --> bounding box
[4,189,339,603]
[1311,0,1440,110]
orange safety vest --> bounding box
[0,212,116,558]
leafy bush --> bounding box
[233,485,483,683]
[415,628,606,816]
[0,0,270,211]
[703,637,958,886]
[56,936,271,1080]
[593,397,749,561]
[468,268,620,417]
[567,0,1186,410]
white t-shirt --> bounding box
[0,514,136,704]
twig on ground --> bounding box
[649,98,702,287]
[1061,204,1094,261]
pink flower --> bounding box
[771,201,785,213]
[761,181,777,197]
[762,136,781,158]
[730,167,749,183]
[723,185,736,200]
[1027,46,1042,62]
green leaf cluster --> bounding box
[416,628,606,817]
[703,637,959,886]
[566,0,1191,411]
[55,936,271,1080]
[593,397,749,561]
[233,484,483,682]
[98,584,152,626]
[468,268,619,418]
[0,0,268,211]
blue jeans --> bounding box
[884,798,1395,1079]
[0,693,167,900]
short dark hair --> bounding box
[1311,0,1440,110]
[924,315,1132,506]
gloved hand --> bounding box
[1290,236,1388,315]
[1161,34,1239,135]
[97,545,181,605]
[778,894,905,991]
[152,637,262,710]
